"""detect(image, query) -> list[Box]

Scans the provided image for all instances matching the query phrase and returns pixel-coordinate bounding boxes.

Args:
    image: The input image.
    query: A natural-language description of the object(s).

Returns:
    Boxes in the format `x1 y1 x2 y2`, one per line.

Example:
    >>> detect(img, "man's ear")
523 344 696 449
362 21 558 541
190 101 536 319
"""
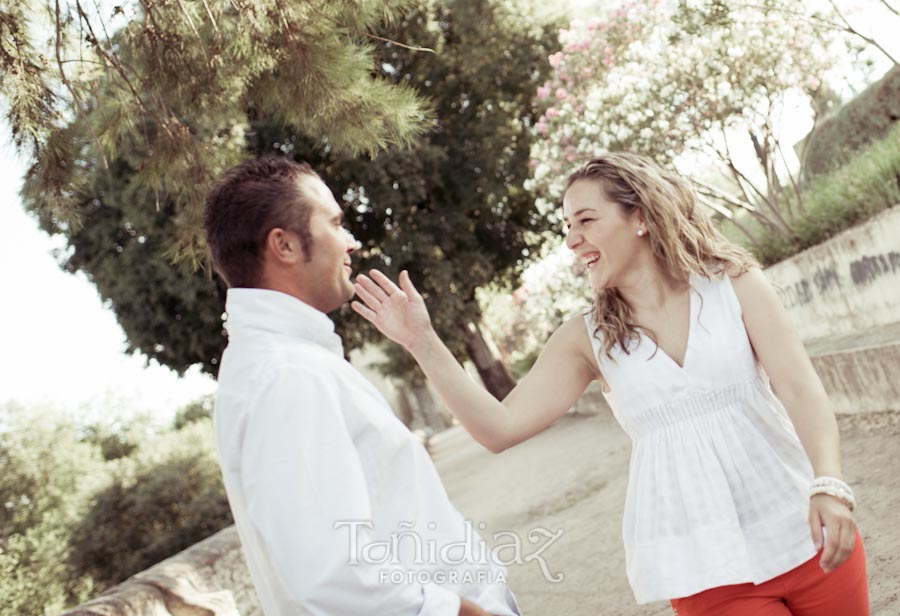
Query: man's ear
264 227 305 264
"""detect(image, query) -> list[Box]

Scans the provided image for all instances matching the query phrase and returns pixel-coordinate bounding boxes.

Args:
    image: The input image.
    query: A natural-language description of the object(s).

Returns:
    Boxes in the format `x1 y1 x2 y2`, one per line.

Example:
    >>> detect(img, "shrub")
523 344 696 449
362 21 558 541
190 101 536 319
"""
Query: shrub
67 420 232 591
723 120 900 266
803 65 900 177
0 405 110 615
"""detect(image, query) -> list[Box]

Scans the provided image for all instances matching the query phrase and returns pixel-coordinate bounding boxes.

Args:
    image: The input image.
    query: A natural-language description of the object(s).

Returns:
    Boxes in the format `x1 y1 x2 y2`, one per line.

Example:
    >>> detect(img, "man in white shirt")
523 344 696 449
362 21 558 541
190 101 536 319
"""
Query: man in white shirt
203 157 519 616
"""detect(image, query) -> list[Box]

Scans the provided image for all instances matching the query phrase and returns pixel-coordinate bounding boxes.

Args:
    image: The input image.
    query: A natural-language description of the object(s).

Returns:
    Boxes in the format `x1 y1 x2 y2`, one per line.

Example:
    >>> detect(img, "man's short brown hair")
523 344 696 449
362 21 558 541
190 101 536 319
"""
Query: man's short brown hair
204 157 320 288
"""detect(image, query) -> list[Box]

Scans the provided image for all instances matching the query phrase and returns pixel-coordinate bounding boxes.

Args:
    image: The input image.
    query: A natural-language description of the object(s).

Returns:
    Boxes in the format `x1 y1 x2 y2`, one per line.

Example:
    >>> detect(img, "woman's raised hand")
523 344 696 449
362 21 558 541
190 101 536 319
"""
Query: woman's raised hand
352 270 433 350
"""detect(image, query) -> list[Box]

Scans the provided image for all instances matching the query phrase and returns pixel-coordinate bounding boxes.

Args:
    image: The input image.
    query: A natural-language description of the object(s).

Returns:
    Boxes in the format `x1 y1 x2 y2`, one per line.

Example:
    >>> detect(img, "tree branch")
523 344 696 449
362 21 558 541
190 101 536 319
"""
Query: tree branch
714 137 790 236
826 0 899 65
694 191 763 250
199 0 219 34
75 0 176 142
756 1 900 66
358 31 436 53
775 136 805 215
55 0 109 170
879 0 900 18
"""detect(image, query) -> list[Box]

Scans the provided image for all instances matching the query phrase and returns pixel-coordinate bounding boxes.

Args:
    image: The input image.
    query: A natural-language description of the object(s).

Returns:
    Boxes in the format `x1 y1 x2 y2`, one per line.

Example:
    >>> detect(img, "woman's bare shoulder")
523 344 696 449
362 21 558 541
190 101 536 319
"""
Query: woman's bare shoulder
726 265 769 291
553 312 604 378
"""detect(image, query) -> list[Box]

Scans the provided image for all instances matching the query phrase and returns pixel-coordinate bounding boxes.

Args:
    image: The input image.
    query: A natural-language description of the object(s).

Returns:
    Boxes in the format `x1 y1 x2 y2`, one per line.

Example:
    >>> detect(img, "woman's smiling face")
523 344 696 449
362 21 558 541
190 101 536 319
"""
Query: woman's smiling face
563 179 646 291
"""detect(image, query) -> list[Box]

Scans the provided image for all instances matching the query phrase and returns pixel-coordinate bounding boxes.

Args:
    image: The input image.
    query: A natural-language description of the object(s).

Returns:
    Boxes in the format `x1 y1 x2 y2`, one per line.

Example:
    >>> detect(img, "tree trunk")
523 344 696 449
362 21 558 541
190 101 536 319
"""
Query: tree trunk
458 316 517 400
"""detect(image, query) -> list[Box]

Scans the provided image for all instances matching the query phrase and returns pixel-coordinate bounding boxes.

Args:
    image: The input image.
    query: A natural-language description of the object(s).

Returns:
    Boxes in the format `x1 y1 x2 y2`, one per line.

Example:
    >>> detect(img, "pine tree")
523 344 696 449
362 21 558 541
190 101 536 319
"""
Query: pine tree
2 0 430 266
18 0 561 399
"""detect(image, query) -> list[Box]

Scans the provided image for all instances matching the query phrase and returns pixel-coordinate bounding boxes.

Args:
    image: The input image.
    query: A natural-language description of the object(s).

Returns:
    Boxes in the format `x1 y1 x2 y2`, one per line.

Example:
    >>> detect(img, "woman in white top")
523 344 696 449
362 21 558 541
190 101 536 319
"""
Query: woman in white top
352 152 869 615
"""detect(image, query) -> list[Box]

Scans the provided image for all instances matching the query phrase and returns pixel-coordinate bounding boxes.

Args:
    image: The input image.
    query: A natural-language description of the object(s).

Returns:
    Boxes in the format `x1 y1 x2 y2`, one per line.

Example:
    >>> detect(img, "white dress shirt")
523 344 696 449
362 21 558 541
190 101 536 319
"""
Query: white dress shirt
214 289 518 616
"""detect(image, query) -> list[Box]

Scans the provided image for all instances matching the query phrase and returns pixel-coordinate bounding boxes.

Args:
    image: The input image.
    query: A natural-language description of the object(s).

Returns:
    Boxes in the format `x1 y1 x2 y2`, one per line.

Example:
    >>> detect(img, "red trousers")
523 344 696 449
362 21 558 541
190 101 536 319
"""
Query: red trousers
670 529 869 615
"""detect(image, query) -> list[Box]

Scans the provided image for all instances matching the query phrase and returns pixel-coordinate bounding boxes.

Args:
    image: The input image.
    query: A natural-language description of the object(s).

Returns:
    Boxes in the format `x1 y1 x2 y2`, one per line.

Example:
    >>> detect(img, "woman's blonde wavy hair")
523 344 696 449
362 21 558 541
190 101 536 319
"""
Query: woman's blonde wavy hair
566 152 760 360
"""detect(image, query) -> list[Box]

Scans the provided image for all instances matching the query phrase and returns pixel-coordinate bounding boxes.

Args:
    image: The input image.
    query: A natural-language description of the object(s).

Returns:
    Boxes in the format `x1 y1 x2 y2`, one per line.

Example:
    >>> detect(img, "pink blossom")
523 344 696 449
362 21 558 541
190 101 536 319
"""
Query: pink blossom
549 52 564 69
536 121 549 136
546 107 559 119
555 88 568 100
528 158 539 169
536 86 551 100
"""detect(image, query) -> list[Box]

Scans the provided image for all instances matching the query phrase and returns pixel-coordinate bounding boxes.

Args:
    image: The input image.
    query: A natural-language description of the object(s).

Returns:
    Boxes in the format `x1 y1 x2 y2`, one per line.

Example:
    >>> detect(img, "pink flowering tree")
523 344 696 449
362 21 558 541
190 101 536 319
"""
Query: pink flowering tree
526 0 871 248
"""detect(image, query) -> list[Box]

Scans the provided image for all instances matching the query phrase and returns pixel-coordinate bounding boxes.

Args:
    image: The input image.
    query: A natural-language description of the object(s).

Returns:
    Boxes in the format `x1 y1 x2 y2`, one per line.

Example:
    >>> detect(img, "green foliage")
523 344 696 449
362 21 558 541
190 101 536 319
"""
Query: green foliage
0 1 56 155
0 403 230 614
173 395 214 430
68 420 231 591
30 152 229 375
804 65 900 177
722 121 900 266
0 404 110 615
6 0 431 267
27 0 561 383
79 420 145 461
316 0 561 365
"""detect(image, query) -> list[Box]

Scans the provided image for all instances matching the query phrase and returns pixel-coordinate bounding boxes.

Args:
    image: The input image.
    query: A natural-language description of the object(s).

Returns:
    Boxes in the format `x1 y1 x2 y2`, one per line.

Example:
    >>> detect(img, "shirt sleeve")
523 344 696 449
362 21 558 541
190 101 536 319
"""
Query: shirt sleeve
239 367 459 616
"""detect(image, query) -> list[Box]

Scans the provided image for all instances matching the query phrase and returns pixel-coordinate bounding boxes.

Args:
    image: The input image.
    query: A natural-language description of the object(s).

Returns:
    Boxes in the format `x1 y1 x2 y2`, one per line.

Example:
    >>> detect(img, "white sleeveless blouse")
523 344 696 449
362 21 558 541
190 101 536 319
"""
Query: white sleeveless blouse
583 272 818 604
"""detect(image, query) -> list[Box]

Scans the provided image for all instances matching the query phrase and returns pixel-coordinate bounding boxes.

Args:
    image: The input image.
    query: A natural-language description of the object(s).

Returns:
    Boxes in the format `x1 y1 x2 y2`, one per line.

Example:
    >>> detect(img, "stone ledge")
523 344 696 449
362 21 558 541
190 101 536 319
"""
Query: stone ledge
61 527 260 616
811 340 900 415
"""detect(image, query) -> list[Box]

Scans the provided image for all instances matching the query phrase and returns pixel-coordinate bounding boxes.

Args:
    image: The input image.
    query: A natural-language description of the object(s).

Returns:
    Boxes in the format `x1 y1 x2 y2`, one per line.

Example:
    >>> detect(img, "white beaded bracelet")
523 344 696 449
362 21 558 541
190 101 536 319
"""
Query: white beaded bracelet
809 476 856 511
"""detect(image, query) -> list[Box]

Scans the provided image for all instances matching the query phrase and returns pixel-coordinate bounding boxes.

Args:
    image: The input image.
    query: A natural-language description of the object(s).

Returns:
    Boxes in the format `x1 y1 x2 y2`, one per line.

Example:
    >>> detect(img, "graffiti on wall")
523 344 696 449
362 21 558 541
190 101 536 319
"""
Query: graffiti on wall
781 266 841 308
778 251 900 309
849 252 900 286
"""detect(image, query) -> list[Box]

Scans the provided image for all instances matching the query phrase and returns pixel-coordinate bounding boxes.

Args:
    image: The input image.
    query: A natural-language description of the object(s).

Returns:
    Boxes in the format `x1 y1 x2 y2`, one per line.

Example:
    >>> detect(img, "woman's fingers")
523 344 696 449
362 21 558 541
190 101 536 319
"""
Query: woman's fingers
356 273 391 302
353 280 382 309
809 510 824 551
820 520 841 572
810 494 858 573
820 515 859 573
350 300 376 321
399 270 423 301
370 269 403 296
830 521 858 570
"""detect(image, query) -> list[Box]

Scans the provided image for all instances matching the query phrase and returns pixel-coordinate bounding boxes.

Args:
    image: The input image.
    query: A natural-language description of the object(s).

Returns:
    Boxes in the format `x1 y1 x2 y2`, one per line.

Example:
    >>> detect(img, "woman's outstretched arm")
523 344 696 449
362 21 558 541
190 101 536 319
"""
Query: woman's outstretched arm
352 270 598 453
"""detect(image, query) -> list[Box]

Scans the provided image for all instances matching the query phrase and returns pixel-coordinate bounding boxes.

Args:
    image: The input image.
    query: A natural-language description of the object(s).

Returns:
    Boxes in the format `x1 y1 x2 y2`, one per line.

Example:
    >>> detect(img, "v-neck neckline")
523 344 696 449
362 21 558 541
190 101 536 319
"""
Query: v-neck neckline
641 273 697 371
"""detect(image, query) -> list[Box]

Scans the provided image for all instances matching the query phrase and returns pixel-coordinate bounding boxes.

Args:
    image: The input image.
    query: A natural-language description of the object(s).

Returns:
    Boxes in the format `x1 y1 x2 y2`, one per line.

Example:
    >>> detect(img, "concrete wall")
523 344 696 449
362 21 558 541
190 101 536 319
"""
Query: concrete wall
764 205 900 342
762 205 900 414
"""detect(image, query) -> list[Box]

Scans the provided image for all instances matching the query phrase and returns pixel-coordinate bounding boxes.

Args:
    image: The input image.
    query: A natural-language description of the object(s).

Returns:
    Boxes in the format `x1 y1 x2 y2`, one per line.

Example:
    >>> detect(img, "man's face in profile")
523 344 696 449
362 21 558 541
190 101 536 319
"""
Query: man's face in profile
294 175 358 313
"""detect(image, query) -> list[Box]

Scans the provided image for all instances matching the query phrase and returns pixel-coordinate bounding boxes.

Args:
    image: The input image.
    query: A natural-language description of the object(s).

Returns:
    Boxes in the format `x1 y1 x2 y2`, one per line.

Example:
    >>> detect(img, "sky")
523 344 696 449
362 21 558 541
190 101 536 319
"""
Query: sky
0 139 217 424
0 1 897 425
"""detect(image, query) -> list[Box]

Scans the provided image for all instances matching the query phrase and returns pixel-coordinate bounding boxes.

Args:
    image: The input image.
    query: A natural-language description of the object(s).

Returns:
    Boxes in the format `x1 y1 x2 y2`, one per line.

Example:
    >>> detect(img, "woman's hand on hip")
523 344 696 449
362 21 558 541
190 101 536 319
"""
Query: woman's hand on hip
809 493 858 573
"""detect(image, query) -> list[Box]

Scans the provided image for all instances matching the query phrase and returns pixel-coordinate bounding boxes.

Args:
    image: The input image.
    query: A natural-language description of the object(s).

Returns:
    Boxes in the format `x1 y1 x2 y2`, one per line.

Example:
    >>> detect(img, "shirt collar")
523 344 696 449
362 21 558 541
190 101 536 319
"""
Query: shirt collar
223 288 344 357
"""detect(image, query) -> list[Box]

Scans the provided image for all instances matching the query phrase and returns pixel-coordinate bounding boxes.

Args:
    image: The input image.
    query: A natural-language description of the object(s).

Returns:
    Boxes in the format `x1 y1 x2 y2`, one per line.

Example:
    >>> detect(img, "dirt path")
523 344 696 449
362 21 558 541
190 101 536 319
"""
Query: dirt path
431 408 900 615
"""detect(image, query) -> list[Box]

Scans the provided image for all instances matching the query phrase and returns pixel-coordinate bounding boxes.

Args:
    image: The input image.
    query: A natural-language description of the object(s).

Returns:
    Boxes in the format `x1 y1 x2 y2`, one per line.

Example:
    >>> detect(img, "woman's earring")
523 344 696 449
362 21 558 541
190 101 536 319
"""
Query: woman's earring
637 229 645 237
